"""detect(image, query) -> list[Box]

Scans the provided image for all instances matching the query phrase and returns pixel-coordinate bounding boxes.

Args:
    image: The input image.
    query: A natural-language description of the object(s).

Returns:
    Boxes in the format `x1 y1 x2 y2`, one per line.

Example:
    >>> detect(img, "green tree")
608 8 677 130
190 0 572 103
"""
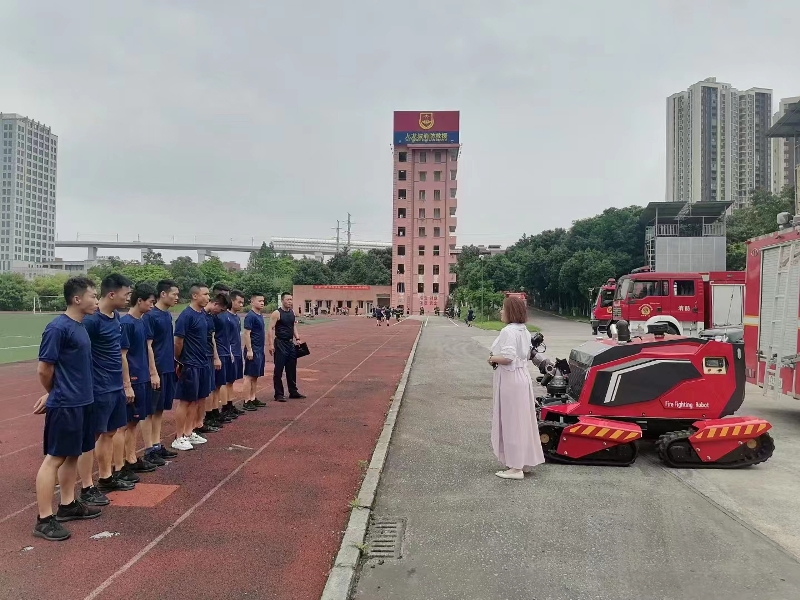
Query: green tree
168 256 205 297
120 264 171 285
293 258 332 285
199 256 233 288
142 250 166 266
726 186 795 270
0 273 32 311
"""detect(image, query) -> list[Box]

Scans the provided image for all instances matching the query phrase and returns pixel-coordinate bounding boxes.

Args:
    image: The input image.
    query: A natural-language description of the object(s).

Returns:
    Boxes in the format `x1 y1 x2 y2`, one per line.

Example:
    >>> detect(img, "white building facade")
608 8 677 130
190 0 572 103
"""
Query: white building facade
666 78 772 210
1 113 58 274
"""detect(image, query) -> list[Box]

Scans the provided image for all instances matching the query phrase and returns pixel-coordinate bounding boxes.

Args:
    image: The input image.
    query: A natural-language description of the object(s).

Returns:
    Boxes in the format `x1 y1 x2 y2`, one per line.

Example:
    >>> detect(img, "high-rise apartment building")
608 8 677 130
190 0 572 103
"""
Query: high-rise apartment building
772 96 800 195
666 78 772 209
0 113 57 273
391 111 460 314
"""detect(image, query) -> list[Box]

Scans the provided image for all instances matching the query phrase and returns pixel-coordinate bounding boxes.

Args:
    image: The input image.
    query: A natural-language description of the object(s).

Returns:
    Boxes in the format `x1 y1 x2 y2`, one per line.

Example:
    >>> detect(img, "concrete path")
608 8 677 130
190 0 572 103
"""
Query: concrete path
352 311 800 600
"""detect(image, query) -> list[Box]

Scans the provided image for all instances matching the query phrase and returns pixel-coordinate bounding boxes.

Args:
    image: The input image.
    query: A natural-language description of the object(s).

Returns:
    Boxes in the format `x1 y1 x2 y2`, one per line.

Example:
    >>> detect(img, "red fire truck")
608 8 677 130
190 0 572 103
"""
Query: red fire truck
610 269 745 336
744 225 800 398
590 278 616 335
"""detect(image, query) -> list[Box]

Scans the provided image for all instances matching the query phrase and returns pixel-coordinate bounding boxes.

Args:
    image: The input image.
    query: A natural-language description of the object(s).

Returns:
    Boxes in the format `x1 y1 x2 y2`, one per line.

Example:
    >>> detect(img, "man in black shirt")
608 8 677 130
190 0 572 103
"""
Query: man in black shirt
268 293 306 402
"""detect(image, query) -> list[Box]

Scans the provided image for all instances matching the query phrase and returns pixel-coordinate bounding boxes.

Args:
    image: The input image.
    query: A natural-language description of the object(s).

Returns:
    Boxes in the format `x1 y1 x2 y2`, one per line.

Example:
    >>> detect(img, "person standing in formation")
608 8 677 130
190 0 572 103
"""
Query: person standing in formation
119 283 159 476
141 279 180 465
243 292 268 409
269 293 305 402
33 277 101 541
81 274 135 498
225 291 247 410
201 293 228 433
172 284 213 451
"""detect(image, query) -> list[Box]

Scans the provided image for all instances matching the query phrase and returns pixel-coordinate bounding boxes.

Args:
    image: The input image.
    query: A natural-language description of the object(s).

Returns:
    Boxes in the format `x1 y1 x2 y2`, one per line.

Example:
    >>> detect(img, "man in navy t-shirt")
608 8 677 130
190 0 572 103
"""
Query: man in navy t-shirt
33 277 102 541
141 279 180 465
120 283 159 476
80 274 135 500
172 283 212 451
243 293 267 410
210 284 235 419
200 293 228 433
225 290 247 412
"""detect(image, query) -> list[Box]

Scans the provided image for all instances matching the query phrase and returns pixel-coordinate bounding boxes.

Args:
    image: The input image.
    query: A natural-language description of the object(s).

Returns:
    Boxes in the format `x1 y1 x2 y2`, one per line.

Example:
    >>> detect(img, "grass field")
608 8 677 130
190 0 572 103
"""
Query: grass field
472 320 541 332
0 310 335 365
0 313 59 364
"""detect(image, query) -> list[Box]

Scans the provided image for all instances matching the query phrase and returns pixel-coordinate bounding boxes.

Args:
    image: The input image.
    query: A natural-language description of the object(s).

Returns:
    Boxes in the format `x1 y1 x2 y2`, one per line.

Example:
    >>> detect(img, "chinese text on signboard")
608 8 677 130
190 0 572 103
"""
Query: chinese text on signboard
312 285 371 290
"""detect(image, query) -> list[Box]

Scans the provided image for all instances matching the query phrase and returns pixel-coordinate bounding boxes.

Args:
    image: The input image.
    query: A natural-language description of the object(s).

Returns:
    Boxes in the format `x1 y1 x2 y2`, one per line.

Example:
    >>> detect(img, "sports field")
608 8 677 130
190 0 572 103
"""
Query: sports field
0 313 59 365
0 316 420 600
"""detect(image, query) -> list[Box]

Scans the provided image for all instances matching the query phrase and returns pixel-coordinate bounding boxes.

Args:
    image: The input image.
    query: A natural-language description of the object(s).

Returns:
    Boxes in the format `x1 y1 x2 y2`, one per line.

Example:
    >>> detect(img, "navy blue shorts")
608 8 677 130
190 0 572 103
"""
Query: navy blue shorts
229 355 243 383
127 382 153 423
214 357 228 389
175 365 212 402
244 353 266 378
152 371 177 412
93 390 127 434
44 404 95 458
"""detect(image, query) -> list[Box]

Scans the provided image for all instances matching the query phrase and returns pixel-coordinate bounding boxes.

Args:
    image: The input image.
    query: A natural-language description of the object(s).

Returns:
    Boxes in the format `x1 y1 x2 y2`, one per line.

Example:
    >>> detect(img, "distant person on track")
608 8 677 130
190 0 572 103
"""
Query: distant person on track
172 284 212 451
487 296 545 480
81 274 135 499
141 279 180 465
466 308 475 327
383 306 391 325
119 283 158 476
33 277 101 541
269 293 305 402
226 290 247 411
374 306 383 326
201 293 228 433
243 293 268 410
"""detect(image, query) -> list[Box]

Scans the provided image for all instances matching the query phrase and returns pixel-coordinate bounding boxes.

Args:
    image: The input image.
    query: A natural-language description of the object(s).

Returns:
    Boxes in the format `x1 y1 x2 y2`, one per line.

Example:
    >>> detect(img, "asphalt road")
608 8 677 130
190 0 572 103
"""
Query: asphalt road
352 310 800 600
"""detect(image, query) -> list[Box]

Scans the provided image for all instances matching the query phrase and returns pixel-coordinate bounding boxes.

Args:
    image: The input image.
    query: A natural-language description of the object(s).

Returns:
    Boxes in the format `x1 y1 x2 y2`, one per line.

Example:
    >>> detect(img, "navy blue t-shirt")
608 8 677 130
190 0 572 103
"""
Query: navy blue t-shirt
204 310 216 359
84 309 129 395
174 306 208 368
120 314 153 385
38 314 94 409
213 312 231 357
227 312 243 357
244 311 265 354
142 306 174 374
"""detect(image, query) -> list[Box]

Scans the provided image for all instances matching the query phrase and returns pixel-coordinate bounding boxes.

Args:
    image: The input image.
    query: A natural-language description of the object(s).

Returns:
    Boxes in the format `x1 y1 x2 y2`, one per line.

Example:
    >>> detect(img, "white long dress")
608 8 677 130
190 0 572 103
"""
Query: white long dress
490 323 546 470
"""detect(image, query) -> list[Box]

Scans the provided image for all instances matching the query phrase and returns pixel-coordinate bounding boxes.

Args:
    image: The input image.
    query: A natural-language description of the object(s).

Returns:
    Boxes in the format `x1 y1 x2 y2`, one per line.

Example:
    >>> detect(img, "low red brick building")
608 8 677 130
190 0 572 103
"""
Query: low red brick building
292 285 392 315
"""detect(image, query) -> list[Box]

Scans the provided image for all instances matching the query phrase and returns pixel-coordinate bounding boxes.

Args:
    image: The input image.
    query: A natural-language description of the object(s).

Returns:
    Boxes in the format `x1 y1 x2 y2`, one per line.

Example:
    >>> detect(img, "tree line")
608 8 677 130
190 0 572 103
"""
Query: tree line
0 185 794 313
453 186 795 317
0 246 392 312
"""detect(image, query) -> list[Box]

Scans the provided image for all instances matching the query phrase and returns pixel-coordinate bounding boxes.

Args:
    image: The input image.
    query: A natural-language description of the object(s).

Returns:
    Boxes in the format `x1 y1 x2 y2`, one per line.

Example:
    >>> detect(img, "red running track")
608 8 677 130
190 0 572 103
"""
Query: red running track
0 317 420 600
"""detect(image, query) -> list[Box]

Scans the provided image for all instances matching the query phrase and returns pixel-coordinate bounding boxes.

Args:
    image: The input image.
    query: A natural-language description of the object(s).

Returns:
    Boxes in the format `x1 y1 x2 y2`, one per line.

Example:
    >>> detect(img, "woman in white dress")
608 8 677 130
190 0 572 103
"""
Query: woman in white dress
487 296 546 480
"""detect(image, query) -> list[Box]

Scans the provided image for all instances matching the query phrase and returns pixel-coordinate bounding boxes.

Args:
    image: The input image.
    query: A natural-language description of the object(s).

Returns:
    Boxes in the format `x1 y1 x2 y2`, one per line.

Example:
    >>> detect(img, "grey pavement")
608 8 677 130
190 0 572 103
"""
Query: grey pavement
352 310 800 600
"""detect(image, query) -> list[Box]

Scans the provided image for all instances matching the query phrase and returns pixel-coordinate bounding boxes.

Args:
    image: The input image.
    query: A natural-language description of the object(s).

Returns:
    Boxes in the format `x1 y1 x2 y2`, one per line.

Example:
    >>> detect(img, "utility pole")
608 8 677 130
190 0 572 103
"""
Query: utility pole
346 212 353 248
334 220 341 253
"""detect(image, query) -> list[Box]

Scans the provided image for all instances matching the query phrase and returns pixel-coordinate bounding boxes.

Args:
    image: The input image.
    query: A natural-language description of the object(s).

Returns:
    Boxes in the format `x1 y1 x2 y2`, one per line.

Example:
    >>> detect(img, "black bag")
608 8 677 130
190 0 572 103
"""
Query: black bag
295 342 310 358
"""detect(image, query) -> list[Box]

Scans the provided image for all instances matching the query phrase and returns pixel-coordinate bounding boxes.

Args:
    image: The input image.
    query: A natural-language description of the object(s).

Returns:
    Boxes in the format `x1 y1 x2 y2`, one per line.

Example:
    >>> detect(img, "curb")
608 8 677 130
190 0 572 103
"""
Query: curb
319 323 424 600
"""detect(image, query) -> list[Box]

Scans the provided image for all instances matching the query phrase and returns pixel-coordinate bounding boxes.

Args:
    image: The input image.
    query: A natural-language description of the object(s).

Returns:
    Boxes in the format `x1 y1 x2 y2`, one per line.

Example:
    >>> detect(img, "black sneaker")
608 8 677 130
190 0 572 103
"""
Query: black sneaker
114 467 140 484
144 450 166 467
251 399 267 408
197 423 219 434
127 458 157 473
209 419 224 429
158 445 179 459
232 405 247 415
274 395 287 402
223 406 240 419
242 401 257 412
80 486 110 506
97 474 135 493
289 393 307 399
33 515 71 541
56 499 102 522
219 411 235 423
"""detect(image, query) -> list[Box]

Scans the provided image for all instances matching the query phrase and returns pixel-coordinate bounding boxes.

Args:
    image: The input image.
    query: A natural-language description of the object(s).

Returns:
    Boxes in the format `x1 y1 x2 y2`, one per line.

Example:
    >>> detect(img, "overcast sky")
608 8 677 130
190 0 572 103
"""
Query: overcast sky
3 0 799 262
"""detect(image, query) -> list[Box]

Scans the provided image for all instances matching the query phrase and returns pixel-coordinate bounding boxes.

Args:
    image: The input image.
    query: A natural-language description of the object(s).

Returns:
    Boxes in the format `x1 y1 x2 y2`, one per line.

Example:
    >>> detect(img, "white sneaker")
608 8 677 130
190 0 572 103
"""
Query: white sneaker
171 436 193 451
188 432 207 445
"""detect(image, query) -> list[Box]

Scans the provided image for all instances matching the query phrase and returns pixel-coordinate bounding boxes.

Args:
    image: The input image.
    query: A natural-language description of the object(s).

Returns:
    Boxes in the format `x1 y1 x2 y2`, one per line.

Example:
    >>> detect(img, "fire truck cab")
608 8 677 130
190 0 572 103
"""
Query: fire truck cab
611 270 744 337
744 221 800 398
590 279 616 335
